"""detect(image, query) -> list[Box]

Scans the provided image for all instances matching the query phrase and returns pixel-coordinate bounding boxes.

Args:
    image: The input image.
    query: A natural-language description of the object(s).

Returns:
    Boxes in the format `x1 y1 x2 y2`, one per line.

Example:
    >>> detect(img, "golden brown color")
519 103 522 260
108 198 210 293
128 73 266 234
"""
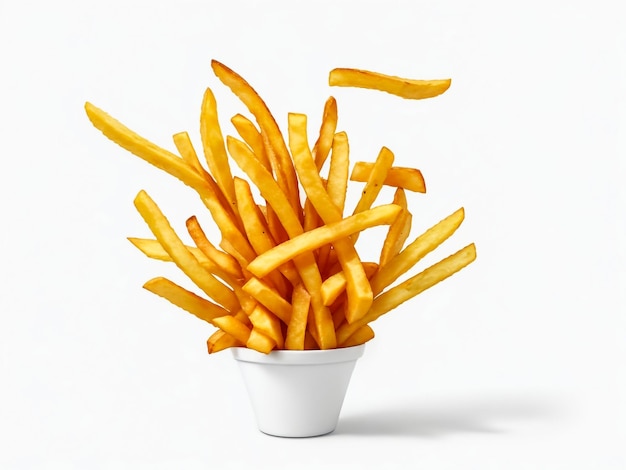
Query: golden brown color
85 60 475 354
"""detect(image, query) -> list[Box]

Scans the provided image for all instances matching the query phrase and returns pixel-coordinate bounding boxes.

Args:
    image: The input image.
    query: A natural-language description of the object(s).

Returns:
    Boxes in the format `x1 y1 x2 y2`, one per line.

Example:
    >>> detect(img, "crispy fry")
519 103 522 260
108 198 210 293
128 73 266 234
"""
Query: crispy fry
143 277 229 323
246 204 401 279
230 114 272 171
285 284 310 350
249 304 284 349
134 190 240 313
128 237 210 265
370 207 465 295
341 325 375 347
84 102 210 195
350 162 426 193
352 147 395 216
172 131 207 176
213 314 252 345
321 261 378 307
227 134 336 348
185 216 244 279
233 177 289 295
211 60 301 216
88 61 476 356
200 88 237 210
379 188 412 266
326 131 350 214
242 277 292 325
246 329 277 354
337 243 477 344
329 68 451 100
289 113 374 323
207 329 242 354
311 96 338 170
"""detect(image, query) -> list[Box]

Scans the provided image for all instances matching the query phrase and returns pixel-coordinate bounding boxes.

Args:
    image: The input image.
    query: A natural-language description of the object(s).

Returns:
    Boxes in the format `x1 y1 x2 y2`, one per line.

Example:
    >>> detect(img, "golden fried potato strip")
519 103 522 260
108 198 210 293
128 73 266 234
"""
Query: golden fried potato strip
230 114 272 171
207 329 242 354
172 131 207 177
128 237 210 265
233 177 290 296
321 262 379 307
84 103 210 195
370 207 465 296
311 96 338 170
326 131 350 214
285 284 310 350
143 277 229 323
134 190 240 313
341 325 375 347
227 136 336 348
351 162 426 193
242 277 292 325
289 113 374 323
249 304 284 349
352 147 395 217
246 329 277 354
337 243 477 345
379 188 412 266
185 216 244 279
329 68 451 100
246 204 401 279
200 88 238 210
211 60 301 217
213 315 252 345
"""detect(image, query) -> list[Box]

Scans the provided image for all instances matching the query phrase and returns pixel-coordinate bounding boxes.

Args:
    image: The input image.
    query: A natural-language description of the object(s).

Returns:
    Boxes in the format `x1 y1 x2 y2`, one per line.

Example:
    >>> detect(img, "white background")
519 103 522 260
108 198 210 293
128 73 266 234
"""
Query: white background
1 0 624 468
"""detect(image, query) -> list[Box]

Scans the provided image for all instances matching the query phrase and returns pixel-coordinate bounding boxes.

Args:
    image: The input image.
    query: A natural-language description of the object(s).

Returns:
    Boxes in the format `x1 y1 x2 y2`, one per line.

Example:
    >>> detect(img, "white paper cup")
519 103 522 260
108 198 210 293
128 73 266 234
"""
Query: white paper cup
232 345 365 437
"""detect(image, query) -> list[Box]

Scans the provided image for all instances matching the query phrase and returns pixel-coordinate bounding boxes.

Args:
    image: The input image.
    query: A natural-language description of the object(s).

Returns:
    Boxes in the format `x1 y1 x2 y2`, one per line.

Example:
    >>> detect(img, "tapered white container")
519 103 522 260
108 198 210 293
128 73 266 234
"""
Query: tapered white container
232 345 365 437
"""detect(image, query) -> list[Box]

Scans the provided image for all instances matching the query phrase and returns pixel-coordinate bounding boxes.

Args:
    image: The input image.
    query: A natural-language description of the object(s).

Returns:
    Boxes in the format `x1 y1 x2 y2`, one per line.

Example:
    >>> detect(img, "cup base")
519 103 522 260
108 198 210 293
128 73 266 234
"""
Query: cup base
232 345 365 438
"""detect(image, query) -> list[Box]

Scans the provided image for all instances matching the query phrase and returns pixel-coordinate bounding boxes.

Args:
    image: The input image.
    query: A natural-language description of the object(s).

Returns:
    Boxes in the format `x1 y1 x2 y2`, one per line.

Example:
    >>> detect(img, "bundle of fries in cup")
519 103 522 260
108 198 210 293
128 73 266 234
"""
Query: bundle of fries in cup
85 60 476 354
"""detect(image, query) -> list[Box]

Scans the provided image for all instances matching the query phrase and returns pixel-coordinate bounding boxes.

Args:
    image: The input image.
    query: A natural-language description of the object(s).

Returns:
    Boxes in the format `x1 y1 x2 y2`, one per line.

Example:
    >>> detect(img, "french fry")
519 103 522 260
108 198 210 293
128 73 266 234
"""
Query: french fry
326 131 350 214
370 207 465 296
226 134 336 348
379 188 412 266
289 113 374 323
317 131 349 271
143 277 230 323
311 96 338 170
200 88 237 210
249 304 284 350
185 216 244 279
233 177 290 296
337 243 477 345
329 68 451 100
134 190 240 313
285 284 310 350
341 325 375 348
211 60 301 217
246 204 401 279
128 237 210 265
213 314 252 345
246 328 277 354
172 131 207 177
84 102 210 196
230 114 272 171
351 146 395 217
87 60 476 357
207 329 242 354
321 262 379 307
242 277 292 324
350 162 426 193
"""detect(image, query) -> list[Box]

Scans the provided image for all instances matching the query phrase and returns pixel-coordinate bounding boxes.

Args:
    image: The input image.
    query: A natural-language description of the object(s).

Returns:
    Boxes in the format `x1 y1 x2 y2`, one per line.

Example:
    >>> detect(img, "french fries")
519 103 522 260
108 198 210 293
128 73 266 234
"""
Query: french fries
329 68 451 100
85 60 475 355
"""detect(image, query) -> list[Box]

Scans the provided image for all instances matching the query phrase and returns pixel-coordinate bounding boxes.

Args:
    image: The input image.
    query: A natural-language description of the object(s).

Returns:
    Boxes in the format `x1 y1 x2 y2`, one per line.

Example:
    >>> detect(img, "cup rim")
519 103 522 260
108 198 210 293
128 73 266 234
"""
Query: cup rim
231 344 366 365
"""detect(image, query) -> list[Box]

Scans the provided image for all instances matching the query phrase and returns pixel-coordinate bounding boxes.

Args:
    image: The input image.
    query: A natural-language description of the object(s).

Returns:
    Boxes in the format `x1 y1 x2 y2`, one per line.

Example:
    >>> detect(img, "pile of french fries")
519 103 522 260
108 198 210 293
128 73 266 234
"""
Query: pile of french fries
85 60 476 354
